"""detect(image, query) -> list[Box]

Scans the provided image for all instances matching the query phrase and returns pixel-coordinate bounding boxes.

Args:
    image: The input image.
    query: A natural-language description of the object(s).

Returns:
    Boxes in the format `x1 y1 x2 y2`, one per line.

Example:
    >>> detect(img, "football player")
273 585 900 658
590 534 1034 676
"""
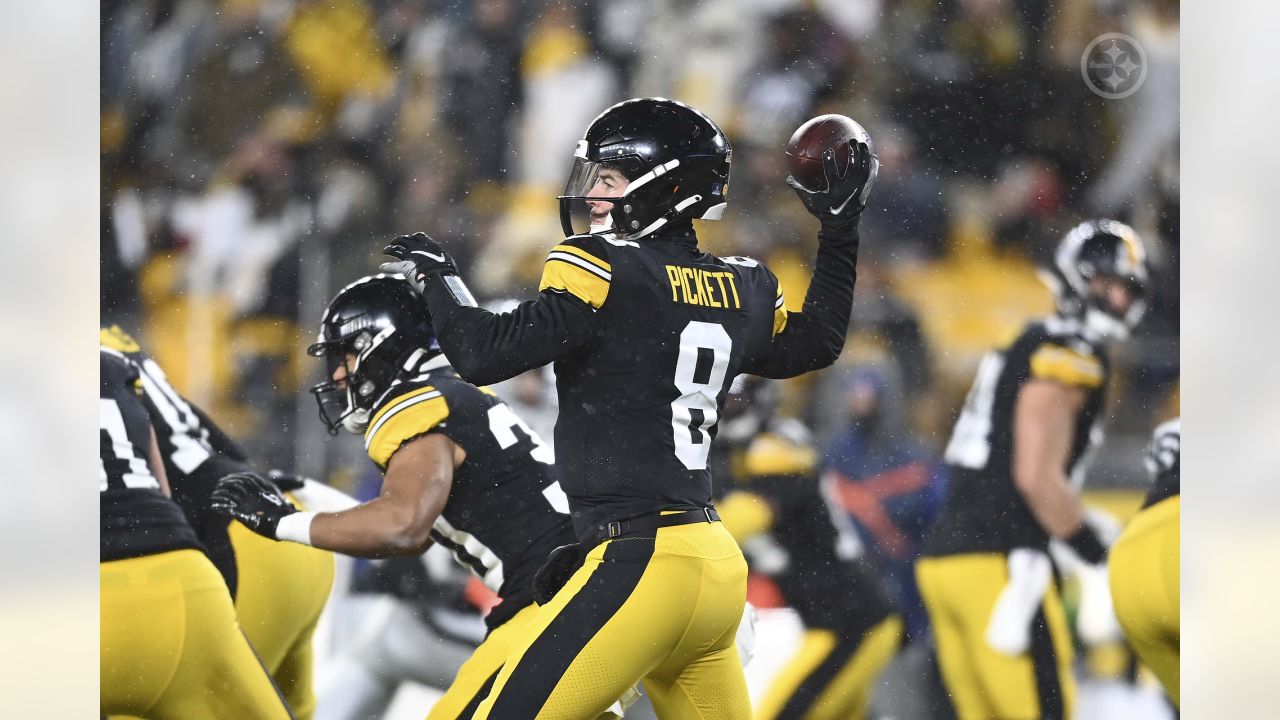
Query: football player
381 96 876 719
915 220 1153 720
715 375 902 720
211 273 583 719
1109 418 1180 706
99 347 292 719
100 324 336 720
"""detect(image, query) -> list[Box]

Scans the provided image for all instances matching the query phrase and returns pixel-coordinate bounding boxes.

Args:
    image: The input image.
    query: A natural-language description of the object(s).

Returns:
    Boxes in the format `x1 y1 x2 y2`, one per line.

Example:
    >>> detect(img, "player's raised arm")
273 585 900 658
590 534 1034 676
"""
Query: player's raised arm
380 232 599 386
745 119 878 379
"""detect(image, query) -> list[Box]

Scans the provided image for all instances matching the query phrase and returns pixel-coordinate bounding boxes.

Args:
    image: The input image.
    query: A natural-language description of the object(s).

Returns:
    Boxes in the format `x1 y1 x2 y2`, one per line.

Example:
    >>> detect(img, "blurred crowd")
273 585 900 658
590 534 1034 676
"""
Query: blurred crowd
100 0 1179 487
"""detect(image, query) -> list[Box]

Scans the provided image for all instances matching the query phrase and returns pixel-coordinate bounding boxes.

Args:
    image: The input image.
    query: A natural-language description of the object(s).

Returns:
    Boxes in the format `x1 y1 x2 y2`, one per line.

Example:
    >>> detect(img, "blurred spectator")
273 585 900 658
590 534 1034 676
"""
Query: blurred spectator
440 0 523 184
857 124 949 261
821 366 947 642
181 0 304 181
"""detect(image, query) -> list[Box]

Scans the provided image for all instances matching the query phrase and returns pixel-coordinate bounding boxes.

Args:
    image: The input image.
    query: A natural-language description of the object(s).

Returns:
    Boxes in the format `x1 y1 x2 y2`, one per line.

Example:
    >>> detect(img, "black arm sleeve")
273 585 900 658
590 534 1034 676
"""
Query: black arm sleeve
421 277 598 386
746 224 860 379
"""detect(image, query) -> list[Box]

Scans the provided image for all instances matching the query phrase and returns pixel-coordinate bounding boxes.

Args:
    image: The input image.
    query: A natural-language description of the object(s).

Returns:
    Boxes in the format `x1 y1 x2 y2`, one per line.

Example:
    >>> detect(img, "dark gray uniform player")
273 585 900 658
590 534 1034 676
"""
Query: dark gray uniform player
382 97 877 719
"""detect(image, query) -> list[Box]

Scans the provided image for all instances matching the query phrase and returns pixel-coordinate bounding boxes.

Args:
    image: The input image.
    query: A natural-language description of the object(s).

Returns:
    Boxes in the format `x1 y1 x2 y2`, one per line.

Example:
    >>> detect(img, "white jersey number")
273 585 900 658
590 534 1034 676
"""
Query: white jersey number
943 351 1005 469
671 321 733 470
486 403 568 513
99 399 159 491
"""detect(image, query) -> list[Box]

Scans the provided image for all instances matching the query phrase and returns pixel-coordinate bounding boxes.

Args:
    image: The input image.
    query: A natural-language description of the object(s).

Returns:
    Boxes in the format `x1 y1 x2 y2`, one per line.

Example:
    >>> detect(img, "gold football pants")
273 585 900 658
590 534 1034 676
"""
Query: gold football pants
917 553 1075 720
473 521 751 719
1109 496 1179 706
100 549 293 719
756 614 903 720
230 519 335 720
426 602 540 719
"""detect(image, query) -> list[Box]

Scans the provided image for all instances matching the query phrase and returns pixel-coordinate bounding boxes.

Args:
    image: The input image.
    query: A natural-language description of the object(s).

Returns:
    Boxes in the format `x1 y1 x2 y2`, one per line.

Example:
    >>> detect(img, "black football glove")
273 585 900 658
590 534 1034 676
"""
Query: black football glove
531 542 587 605
786 138 879 231
210 471 298 540
380 232 459 294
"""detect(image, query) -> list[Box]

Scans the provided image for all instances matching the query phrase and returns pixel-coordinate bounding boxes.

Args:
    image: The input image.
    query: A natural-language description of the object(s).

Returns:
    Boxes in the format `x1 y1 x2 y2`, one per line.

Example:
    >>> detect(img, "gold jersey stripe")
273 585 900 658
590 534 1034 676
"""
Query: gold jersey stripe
773 303 789 337
366 385 440 433
540 257 611 309
365 392 450 467
1029 345 1105 389
100 325 141 353
549 243 611 274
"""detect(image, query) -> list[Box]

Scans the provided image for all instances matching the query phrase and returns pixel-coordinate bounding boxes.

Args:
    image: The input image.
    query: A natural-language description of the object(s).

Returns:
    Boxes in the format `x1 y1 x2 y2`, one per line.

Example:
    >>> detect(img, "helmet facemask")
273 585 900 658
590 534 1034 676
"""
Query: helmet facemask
558 98 732 240
1042 220 1151 343
308 326 397 435
307 273 443 436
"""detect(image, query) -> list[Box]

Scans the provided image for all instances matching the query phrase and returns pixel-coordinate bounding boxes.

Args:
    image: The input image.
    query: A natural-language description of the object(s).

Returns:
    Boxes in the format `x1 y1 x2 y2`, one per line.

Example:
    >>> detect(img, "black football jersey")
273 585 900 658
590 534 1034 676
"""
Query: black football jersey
362 361 576 629
536 232 789 536
924 317 1110 556
719 421 893 631
100 325 249 587
99 348 202 562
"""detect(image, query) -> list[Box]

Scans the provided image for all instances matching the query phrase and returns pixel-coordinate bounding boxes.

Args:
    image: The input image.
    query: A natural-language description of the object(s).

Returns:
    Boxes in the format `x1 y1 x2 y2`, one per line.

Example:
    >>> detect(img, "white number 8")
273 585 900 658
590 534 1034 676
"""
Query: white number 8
671 321 732 470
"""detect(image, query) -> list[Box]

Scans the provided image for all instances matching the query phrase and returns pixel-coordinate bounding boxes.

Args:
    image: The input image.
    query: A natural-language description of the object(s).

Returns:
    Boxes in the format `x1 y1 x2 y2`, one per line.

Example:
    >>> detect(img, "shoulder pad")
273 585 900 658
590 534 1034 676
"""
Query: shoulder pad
364 381 451 468
99 325 143 359
541 234 613 309
1028 339 1105 389
742 431 818 478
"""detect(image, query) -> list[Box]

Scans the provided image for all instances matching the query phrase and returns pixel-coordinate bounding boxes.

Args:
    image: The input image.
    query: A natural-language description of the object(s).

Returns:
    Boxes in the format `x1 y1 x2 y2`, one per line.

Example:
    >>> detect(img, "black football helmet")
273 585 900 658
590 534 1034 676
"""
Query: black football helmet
559 97 732 239
307 274 442 435
1040 219 1151 341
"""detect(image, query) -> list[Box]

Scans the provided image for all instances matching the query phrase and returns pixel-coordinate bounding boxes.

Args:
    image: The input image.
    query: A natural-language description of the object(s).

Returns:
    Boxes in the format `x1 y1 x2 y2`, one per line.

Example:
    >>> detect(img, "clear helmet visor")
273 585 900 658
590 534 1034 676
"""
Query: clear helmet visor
558 157 624 237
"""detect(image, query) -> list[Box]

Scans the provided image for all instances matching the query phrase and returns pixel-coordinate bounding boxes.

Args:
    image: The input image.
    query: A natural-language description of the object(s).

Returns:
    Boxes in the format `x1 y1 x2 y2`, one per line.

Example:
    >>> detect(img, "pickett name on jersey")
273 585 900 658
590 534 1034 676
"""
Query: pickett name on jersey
664 265 742 310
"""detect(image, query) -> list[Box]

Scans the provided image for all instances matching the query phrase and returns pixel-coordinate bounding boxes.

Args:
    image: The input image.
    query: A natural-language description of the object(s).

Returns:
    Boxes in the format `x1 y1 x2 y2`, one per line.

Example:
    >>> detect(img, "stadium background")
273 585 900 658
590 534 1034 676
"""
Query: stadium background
100 0 1179 716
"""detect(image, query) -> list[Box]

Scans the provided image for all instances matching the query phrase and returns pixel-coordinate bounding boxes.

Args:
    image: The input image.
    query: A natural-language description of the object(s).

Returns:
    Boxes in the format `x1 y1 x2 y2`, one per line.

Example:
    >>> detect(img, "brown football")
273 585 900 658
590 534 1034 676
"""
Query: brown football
785 114 871 192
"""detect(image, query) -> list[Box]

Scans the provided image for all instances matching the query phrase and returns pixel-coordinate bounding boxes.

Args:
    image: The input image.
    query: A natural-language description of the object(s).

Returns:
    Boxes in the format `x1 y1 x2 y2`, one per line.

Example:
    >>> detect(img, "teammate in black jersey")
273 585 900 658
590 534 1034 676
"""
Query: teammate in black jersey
715 376 901 720
1109 418 1179 706
212 274 582 719
381 97 876 719
99 348 293 719
100 325 336 720
916 220 1153 720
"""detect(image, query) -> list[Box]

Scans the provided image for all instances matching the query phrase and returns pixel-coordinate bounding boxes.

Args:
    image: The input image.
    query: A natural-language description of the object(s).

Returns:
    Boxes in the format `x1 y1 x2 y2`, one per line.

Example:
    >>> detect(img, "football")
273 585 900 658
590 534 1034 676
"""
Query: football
785 114 872 192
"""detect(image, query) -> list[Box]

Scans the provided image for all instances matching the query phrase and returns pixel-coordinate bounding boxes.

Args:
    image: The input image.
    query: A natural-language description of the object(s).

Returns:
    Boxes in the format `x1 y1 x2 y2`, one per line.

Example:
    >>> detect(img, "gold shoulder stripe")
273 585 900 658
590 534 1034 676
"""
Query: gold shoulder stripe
364 391 450 467
539 256 610 309
743 433 816 477
1029 344 1104 389
773 303 788 337
99 325 141 353
366 385 439 431
550 243 611 274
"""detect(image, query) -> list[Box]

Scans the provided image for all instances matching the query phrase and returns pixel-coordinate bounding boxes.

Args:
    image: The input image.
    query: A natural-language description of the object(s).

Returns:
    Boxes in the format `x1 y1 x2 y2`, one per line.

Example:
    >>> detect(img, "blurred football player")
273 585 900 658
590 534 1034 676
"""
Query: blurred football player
100 325 336 720
99 347 293 719
915 220 1152 720
716 375 902 720
211 273 582 719
381 96 876 719
1109 418 1180 706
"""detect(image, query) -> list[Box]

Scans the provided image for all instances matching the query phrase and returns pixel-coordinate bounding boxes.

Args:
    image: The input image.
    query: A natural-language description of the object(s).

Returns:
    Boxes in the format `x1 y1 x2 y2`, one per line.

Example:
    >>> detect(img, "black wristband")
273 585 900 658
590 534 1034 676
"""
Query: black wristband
1065 523 1108 564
